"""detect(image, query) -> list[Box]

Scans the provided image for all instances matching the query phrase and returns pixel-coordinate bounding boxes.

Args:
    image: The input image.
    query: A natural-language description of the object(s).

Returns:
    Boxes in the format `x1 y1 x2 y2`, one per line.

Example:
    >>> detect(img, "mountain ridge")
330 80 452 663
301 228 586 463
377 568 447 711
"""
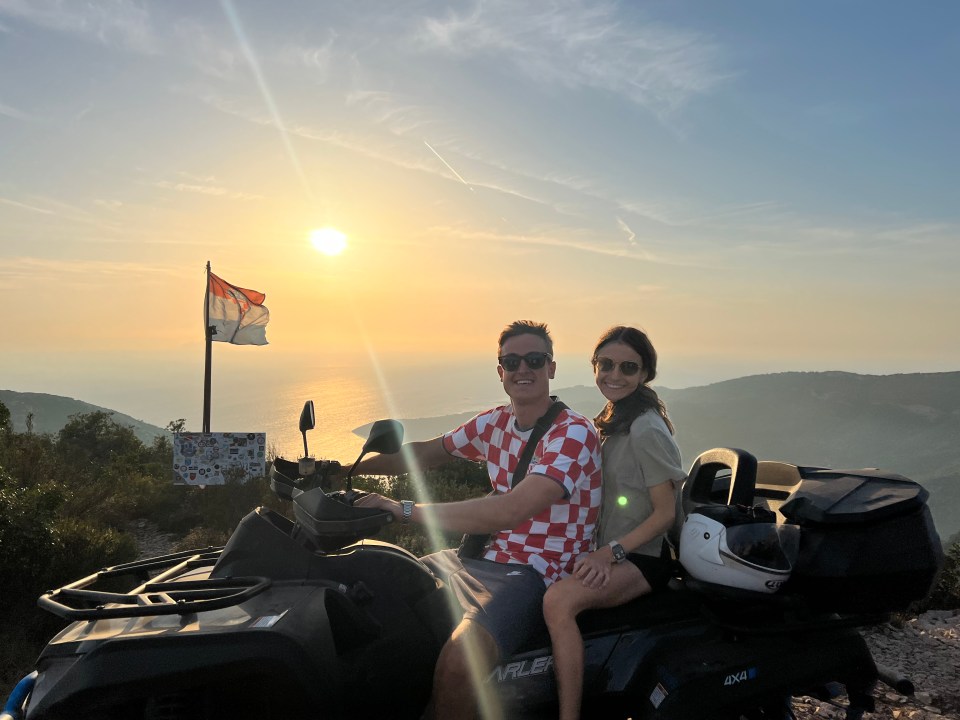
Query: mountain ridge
0 390 169 445
4 371 958 541
360 370 960 542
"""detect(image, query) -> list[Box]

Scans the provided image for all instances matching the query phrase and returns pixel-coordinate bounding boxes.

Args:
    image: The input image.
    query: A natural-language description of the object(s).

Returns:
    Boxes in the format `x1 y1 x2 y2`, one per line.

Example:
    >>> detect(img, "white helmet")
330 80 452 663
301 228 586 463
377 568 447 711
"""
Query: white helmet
680 506 800 594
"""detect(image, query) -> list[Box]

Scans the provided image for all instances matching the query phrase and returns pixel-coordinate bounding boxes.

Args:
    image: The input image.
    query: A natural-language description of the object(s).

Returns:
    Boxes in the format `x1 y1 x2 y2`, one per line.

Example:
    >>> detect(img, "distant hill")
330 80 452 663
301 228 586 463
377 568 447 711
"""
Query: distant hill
364 371 960 543
0 390 168 445
5 373 958 542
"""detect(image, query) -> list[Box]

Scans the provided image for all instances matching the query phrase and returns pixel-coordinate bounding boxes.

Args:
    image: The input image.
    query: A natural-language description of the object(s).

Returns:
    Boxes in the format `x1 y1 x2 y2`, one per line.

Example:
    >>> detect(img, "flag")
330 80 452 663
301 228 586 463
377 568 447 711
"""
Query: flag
207 272 269 345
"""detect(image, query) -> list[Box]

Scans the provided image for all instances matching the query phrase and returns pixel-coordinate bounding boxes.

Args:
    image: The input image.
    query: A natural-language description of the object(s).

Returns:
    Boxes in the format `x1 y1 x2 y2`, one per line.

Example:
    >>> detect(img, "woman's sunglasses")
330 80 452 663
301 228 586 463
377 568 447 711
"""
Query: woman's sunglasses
498 352 552 371
593 358 642 376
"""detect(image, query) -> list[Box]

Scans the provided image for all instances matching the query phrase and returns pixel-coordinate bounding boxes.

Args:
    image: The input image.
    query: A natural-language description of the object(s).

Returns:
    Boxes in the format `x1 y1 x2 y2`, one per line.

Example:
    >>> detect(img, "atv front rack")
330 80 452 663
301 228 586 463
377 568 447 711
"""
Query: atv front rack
38 547 271 620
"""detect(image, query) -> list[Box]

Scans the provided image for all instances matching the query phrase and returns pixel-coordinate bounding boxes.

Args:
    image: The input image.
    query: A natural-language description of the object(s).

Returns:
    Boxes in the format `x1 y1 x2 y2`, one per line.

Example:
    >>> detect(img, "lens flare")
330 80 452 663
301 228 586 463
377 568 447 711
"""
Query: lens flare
359 335 504 719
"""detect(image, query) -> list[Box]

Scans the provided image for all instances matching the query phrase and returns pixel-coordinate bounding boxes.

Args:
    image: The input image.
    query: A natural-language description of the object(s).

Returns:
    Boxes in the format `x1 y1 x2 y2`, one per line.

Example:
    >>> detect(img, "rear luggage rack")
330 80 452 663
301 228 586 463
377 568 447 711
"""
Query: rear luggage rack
38 547 272 620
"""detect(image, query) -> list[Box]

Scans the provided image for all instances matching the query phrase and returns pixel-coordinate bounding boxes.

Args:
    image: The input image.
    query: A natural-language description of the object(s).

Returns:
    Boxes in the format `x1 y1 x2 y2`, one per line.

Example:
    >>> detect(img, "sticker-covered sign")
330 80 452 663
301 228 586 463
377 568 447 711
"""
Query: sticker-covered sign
173 432 266 485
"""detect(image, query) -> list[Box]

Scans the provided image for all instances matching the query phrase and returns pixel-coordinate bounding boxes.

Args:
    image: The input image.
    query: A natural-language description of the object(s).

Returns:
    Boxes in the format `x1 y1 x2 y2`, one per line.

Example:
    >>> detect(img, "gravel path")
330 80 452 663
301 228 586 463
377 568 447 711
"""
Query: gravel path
129 518 178 559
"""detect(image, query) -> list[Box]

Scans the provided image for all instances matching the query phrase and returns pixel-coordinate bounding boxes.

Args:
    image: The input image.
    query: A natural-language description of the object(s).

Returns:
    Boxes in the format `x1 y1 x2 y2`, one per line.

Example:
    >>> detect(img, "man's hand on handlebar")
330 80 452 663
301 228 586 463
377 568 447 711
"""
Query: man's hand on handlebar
340 489 370 506
355 492 401 520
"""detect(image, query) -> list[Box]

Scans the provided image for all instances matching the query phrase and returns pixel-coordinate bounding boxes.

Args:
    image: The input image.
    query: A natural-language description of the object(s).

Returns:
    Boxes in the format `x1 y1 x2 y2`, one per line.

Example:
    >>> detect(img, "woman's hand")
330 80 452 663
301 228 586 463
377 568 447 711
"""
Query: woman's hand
354 492 400 519
573 548 612 589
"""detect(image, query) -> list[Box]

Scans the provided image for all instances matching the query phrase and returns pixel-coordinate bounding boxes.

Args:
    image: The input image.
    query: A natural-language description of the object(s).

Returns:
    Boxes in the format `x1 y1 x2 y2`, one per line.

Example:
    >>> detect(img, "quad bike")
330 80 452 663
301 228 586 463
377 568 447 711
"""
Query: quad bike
3 401 943 720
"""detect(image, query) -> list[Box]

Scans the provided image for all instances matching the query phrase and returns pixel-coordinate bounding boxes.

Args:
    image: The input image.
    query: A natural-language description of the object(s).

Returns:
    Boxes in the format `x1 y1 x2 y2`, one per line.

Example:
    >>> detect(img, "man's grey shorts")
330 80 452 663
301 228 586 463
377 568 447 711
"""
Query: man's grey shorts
421 549 547 657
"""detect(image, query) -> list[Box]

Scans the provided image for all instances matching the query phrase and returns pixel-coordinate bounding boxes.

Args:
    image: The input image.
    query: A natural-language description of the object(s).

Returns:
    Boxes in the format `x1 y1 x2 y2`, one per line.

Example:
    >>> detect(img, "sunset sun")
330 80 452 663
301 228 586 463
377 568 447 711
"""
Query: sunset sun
309 227 348 256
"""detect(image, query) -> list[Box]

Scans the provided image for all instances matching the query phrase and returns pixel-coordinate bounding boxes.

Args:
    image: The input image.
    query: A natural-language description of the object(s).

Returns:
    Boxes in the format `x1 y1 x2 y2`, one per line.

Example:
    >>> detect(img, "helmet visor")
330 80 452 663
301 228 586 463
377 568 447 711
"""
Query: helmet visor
722 523 800 573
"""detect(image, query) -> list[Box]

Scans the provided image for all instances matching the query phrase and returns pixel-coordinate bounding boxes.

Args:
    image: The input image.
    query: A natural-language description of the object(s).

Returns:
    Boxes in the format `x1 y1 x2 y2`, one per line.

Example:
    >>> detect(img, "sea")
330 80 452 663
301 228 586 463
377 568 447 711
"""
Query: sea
5 351 598 464
4 348 793 464
211 358 522 463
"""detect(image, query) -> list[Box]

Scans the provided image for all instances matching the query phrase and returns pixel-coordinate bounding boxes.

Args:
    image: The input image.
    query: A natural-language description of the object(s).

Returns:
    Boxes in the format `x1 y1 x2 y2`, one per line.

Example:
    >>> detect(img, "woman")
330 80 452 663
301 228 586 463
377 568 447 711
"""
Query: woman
542 326 684 720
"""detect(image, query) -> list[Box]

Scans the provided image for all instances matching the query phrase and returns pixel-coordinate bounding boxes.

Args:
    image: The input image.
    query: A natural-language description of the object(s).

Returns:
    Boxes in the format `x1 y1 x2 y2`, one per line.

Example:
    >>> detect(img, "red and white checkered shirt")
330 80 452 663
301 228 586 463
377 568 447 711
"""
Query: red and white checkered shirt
442 404 603 585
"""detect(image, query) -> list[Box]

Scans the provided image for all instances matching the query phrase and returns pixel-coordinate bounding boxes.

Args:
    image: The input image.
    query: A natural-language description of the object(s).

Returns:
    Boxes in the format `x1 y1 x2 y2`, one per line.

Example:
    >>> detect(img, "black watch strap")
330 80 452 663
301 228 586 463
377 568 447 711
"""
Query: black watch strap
609 540 627 564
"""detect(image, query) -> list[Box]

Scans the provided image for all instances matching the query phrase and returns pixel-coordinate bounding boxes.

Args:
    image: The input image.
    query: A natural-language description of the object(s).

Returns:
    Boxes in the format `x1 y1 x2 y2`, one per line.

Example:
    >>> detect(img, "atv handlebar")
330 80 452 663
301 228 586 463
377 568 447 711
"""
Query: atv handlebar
270 458 394 551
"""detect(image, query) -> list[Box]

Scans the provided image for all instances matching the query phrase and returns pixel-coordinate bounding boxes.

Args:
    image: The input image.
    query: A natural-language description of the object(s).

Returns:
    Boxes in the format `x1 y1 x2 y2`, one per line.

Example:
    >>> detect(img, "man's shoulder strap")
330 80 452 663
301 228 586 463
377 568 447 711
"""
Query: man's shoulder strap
511 398 569 489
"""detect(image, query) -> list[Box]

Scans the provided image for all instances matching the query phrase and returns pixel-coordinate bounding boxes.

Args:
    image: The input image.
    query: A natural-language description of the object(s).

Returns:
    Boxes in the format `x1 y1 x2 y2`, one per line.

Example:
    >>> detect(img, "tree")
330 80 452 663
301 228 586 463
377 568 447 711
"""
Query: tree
166 418 187 434
57 411 142 469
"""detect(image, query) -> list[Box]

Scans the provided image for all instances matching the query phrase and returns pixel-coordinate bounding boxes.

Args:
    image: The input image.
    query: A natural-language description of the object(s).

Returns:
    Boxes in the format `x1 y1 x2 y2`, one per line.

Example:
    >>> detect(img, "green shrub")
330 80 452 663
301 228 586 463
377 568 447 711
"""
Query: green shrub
353 460 491 555
47 517 138 586
0 474 62 600
56 411 143 469
174 526 232 551
0 431 58 489
926 539 960 610
175 475 276 534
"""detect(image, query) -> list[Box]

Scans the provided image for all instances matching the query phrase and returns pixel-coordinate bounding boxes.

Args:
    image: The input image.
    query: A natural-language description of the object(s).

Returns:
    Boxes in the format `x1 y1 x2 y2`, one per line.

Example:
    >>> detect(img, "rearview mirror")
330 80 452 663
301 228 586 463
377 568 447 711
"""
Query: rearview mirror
363 419 404 456
344 419 404 490
299 401 316 458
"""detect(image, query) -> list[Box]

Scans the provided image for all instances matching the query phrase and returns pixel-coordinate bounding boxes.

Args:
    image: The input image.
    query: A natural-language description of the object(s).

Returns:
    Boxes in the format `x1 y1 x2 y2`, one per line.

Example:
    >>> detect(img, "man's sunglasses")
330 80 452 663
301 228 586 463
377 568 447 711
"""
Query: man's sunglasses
498 352 552 371
593 358 642 376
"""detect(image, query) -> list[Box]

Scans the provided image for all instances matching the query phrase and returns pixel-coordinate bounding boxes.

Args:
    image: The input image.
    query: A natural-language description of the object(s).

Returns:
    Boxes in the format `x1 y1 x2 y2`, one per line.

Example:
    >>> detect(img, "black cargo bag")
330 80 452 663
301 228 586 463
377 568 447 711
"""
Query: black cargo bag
779 469 944 613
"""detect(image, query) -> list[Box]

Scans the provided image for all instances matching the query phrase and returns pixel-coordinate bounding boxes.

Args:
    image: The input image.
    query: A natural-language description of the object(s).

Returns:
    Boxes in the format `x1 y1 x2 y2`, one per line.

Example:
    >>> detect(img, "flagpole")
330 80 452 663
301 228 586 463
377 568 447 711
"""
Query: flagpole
202 261 212 433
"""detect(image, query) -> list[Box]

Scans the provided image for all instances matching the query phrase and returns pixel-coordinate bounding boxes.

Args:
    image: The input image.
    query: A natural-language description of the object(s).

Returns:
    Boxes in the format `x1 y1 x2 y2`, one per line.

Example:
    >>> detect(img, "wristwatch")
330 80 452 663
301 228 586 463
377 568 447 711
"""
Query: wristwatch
608 540 627 564
400 500 415 524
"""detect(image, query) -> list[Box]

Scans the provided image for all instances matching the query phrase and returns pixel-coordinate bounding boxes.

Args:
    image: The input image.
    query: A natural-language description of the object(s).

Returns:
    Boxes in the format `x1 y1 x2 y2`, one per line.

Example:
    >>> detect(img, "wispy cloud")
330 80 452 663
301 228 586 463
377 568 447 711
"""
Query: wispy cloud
0 0 159 54
0 101 31 121
0 256 182 290
94 199 123 211
873 223 955 246
431 225 703 267
614 199 786 229
719 218 960 259
277 31 338 79
418 0 726 115
171 16 239 78
221 0 316 205
154 179 263 201
197 86 700 236
345 89 437 137
1 196 56 215
1 194 126 236
1 193 113 222
196 90 443 177
616 216 636 244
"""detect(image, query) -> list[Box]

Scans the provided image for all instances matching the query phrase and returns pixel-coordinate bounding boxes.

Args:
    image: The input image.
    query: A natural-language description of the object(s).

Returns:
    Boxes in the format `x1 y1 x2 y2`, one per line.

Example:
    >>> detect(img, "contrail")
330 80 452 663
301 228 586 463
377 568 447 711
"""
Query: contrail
424 140 474 191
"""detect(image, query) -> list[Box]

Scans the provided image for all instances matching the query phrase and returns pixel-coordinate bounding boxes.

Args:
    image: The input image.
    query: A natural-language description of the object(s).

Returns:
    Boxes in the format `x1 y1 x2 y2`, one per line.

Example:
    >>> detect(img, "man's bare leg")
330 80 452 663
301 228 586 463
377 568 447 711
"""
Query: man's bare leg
428 618 502 720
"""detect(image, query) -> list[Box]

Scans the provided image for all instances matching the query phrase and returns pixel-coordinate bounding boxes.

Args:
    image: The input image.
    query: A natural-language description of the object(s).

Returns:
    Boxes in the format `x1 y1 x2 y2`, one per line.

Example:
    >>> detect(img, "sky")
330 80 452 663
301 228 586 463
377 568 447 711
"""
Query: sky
2 1 959 423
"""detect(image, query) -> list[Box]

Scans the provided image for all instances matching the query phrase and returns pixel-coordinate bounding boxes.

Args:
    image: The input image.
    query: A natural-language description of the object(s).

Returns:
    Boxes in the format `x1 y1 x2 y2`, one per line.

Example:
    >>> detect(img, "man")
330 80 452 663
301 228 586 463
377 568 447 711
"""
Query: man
354 320 602 719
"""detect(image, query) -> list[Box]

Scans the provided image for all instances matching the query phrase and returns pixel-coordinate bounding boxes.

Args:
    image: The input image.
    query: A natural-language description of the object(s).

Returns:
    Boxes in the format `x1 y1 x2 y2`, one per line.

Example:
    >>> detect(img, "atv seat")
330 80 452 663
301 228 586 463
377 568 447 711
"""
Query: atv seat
513 582 707 657
576 581 703 637
754 461 804 521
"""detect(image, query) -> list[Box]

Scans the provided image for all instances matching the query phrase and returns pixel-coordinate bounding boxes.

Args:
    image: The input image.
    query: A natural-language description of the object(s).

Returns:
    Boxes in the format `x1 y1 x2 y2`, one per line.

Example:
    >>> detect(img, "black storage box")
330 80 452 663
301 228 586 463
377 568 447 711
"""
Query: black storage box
780 469 944 613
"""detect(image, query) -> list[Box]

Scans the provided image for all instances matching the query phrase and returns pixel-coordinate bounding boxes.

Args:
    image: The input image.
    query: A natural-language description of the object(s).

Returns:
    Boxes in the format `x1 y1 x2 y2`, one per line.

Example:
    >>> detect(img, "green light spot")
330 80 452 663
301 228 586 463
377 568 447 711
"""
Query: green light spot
617 496 628 507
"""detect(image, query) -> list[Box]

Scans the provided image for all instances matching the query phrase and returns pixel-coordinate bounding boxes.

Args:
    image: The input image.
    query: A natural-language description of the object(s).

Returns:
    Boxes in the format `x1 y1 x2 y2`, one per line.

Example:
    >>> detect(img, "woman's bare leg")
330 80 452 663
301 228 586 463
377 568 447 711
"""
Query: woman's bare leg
543 564 649 720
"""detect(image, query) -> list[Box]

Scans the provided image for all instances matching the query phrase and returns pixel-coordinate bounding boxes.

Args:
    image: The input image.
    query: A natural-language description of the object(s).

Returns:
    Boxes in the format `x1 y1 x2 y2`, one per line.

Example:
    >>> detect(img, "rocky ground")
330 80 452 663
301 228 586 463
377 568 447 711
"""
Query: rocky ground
792 611 960 719
129 518 178 558
129 521 958 719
